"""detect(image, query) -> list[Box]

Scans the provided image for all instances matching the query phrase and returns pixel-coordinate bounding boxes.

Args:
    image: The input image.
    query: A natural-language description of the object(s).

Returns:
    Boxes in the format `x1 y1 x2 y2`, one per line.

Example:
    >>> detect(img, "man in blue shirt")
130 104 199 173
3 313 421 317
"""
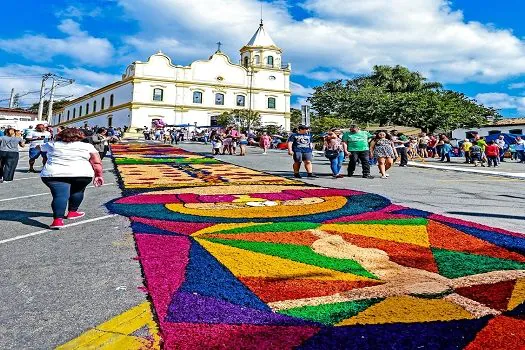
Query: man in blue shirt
287 125 316 178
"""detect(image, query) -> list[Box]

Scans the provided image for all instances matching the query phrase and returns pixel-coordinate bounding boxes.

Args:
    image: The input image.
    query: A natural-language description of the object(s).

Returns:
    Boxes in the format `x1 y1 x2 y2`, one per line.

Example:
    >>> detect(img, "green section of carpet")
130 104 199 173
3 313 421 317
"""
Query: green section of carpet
278 299 382 325
214 222 321 234
432 248 525 279
336 218 428 226
115 157 219 165
204 238 378 279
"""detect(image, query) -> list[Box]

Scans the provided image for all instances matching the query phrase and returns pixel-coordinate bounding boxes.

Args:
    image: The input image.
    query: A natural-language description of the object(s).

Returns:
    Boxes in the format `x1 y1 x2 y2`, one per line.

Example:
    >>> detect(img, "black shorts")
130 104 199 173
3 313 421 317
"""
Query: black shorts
293 151 313 162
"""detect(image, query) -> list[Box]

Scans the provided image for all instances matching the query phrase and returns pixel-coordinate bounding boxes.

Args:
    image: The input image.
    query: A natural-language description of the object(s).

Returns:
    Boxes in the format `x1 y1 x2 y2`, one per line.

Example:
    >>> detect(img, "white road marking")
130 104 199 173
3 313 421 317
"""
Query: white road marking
0 214 118 245
0 183 115 202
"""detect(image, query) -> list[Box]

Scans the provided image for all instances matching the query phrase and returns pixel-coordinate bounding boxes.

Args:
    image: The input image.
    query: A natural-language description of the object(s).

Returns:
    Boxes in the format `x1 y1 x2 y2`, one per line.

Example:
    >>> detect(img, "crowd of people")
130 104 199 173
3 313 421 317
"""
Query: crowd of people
0 124 124 229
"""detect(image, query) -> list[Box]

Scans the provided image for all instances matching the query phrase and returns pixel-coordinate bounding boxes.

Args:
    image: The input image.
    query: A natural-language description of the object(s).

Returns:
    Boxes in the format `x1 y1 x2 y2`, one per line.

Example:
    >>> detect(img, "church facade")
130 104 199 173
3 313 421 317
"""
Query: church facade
51 22 292 131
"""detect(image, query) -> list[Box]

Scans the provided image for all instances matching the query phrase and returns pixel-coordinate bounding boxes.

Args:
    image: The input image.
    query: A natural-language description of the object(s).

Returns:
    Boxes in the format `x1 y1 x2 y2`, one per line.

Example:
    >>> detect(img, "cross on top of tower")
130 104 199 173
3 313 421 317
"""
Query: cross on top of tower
216 41 222 53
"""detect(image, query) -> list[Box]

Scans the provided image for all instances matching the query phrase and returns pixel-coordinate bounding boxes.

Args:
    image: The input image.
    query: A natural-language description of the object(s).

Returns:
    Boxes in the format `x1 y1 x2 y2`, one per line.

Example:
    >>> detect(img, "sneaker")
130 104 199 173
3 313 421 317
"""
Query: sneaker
380 175 388 179
66 211 85 220
348 173 354 177
362 175 374 179
50 218 64 229
335 174 344 178
385 173 390 177
293 173 302 178
307 173 318 178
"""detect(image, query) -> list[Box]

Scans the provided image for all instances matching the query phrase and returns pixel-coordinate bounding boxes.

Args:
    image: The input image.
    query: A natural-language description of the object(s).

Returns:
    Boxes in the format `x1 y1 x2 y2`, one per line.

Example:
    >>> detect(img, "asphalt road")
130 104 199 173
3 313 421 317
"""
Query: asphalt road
1 142 523 349
0 153 145 349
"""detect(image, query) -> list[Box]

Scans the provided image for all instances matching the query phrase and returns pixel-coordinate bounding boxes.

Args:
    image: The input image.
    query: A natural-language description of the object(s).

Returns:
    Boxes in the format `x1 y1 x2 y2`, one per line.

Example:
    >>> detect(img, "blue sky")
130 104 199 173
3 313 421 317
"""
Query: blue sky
2 0 525 117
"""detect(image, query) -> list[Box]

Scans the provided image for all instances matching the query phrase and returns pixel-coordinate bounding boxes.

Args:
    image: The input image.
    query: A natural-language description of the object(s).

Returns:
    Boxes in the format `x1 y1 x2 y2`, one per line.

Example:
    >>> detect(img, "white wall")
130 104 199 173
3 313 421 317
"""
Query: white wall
452 125 525 140
60 108 131 129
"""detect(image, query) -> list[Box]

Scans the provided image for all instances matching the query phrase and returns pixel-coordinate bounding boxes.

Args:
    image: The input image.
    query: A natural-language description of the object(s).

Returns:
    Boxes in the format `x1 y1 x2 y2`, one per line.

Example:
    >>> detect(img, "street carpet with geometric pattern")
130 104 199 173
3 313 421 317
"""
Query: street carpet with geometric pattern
107 143 525 349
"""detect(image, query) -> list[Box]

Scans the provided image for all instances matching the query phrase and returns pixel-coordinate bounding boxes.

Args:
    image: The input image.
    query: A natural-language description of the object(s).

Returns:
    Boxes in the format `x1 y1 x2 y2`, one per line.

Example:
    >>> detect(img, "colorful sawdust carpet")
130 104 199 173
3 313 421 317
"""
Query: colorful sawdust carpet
108 143 525 349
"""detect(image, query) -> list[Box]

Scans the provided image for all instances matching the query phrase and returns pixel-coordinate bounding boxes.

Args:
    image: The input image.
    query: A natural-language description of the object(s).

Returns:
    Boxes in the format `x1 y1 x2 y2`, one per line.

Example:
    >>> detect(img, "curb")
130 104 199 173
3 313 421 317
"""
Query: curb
407 161 525 179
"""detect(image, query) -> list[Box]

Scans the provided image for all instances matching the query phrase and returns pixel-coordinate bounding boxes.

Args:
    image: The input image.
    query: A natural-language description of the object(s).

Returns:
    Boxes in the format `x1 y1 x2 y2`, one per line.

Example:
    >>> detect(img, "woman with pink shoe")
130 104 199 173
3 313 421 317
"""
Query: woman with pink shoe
39 128 104 229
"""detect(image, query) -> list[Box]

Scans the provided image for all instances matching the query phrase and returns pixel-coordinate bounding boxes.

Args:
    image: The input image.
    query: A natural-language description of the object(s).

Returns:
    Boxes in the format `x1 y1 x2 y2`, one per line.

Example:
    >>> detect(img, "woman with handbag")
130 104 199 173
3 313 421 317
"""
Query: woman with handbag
324 129 345 178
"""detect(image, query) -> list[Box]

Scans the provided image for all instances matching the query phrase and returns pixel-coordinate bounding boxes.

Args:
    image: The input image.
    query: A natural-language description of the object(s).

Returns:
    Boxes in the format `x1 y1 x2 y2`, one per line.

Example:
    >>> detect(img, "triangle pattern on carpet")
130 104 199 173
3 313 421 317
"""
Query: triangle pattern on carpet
131 216 214 235
428 221 525 263
201 238 376 278
179 241 269 311
196 239 378 282
455 280 517 310
278 298 383 325
320 223 430 247
336 295 473 326
239 277 384 303
166 292 314 325
432 248 525 279
337 232 439 273
201 231 320 246
508 278 525 311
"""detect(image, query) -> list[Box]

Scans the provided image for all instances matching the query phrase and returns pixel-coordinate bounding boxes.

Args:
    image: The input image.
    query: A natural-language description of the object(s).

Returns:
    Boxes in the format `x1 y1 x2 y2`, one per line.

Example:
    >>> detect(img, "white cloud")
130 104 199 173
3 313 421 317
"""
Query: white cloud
114 0 525 84
290 82 314 97
508 82 525 90
0 64 119 108
475 92 525 112
55 5 103 19
0 20 114 66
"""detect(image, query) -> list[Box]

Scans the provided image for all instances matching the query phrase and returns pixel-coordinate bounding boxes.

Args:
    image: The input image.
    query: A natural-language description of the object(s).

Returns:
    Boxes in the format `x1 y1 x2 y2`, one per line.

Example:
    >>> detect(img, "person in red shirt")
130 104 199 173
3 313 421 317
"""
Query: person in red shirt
485 140 500 167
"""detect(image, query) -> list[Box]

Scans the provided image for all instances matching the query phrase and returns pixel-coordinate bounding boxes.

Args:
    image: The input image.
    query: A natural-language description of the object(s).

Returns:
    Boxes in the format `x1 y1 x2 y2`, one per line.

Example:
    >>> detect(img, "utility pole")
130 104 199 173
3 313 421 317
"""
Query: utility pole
37 74 49 121
47 77 56 124
8 88 14 108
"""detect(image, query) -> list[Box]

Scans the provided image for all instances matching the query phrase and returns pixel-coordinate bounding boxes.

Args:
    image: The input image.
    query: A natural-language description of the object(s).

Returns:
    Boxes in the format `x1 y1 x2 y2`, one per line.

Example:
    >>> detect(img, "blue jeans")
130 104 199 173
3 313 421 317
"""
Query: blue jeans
41 177 92 218
329 151 345 175
517 150 525 162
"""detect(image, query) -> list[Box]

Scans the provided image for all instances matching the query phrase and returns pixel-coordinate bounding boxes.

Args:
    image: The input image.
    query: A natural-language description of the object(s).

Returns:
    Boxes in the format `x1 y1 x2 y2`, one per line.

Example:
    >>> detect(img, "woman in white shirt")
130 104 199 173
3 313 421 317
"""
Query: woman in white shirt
39 128 104 229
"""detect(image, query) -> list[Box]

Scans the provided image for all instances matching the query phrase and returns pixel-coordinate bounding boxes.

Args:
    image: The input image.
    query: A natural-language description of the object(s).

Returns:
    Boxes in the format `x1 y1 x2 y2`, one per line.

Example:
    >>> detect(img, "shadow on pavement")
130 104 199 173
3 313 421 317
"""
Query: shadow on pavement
447 211 525 221
0 210 53 229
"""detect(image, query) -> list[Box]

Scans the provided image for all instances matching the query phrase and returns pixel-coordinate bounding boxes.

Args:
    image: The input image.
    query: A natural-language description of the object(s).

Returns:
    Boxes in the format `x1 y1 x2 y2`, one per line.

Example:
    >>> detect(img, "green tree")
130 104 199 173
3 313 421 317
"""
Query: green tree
28 99 70 119
216 109 261 131
308 65 498 132
290 108 302 129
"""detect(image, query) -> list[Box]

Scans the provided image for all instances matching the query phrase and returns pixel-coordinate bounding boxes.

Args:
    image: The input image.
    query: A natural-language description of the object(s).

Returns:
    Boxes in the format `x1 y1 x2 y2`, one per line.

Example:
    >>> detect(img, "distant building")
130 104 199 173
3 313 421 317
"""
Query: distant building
50 21 292 131
452 118 525 139
0 107 38 130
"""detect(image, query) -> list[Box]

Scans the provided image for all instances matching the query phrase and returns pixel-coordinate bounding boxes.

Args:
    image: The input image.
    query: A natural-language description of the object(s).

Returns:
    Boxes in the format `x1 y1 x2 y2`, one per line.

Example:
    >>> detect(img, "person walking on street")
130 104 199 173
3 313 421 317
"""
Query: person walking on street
39 128 104 229
239 133 248 156
485 140 500 167
86 127 112 159
323 129 344 178
391 130 408 167
440 140 453 162
496 135 507 162
370 131 397 179
260 132 271 154
514 136 525 163
26 123 51 173
342 125 373 179
0 128 25 182
461 139 472 163
287 125 316 178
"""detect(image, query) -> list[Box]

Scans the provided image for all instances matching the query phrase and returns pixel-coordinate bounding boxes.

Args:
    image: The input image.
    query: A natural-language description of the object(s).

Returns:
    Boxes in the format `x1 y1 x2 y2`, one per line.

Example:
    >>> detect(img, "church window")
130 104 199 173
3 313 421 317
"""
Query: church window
58 114 61 124
73 108 76 118
86 103 90 115
268 97 276 109
93 100 97 112
254 55 260 64
215 93 225 105
267 56 274 67
153 88 164 102
79 105 83 116
193 91 203 104
236 95 245 107
101 97 105 110
243 56 249 67
67 110 70 120
110 94 114 107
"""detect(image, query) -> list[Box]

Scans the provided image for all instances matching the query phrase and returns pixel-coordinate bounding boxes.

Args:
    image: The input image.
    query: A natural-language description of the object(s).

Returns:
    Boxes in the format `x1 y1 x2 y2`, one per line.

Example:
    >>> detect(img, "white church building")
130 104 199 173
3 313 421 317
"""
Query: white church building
51 22 292 131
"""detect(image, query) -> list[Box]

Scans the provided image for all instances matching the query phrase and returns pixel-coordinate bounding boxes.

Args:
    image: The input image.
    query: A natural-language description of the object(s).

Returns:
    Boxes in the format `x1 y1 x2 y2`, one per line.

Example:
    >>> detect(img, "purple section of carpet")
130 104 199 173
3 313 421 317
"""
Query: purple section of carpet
166 292 312 325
